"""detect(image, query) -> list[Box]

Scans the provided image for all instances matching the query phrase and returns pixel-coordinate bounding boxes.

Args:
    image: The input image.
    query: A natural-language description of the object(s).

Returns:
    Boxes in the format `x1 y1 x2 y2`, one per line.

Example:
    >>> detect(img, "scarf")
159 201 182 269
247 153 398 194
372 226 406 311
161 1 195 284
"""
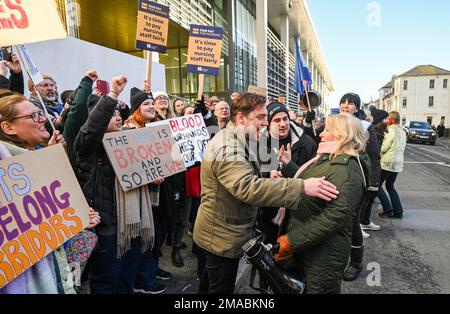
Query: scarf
122 122 161 207
0 142 13 160
115 178 155 258
294 141 339 178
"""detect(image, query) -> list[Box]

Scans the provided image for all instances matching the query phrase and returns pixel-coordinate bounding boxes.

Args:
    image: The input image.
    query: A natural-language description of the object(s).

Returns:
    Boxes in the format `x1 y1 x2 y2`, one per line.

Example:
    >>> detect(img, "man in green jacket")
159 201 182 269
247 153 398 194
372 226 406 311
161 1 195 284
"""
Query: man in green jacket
193 93 340 294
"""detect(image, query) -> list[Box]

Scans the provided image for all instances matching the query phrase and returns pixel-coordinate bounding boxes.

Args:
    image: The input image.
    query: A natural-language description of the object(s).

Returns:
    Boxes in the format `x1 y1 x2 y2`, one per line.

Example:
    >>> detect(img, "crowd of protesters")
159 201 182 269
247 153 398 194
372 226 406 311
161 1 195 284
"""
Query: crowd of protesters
0 51 408 295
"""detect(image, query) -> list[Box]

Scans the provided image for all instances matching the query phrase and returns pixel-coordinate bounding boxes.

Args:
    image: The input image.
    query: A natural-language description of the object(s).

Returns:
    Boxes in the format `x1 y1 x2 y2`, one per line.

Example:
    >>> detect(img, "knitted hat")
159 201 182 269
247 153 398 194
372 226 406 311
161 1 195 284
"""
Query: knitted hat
372 109 389 125
60 90 74 105
152 91 168 101
130 87 154 113
267 102 289 124
340 93 361 110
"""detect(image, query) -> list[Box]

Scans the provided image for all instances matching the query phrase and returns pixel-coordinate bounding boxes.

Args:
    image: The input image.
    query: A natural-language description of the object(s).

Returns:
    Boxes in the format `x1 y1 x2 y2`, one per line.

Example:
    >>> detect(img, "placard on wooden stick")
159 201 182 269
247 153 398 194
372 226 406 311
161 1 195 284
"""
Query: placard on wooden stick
136 0 170 53
186 25 224 99
136 0 170 90
15 45 56 132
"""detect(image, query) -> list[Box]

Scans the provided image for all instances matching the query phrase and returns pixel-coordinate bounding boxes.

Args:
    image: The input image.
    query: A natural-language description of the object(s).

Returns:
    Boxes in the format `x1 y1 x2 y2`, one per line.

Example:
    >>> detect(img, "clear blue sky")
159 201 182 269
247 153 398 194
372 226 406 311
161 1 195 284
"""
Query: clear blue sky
308 0 450 108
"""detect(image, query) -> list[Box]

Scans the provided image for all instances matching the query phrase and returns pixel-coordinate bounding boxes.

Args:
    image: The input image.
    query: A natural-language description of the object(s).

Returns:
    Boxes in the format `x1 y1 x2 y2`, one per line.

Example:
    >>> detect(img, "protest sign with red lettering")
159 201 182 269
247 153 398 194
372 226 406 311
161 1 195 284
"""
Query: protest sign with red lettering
147 113 210 168
136 0 170 53
187 25 224 76
0 145 90 289
0 0 67 46
103 124 186 192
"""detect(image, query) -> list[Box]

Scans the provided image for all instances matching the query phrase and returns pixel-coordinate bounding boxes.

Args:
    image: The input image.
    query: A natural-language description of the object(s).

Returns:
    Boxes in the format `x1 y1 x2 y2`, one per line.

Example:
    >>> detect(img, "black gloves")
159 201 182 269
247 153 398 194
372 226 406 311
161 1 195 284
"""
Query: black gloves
194 95 209 117
305 110 316 124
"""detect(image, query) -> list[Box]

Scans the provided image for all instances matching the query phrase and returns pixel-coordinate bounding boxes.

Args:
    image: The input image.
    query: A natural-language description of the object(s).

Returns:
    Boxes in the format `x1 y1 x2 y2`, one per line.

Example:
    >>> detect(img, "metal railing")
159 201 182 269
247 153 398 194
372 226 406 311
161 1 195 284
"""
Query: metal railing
267 28 287 99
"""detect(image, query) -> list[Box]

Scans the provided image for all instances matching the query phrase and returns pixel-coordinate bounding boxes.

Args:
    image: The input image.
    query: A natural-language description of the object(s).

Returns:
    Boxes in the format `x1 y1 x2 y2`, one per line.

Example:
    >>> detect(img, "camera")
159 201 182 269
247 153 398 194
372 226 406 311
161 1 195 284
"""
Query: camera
0 47 13 62
241 234 305 294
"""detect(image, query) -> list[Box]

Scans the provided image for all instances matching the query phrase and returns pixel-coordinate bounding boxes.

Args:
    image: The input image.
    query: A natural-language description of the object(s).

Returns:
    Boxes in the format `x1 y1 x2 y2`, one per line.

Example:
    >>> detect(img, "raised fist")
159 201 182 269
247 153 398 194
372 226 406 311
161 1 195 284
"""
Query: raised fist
85 70 98 82
111 76 128 95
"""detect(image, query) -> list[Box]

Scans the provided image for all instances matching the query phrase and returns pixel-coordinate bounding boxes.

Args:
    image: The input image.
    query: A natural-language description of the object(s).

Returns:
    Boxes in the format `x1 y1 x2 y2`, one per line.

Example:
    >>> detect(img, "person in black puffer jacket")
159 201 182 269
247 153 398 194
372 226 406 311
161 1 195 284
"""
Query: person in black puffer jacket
339 93 381 282
359 109 389 228
74 76 142 294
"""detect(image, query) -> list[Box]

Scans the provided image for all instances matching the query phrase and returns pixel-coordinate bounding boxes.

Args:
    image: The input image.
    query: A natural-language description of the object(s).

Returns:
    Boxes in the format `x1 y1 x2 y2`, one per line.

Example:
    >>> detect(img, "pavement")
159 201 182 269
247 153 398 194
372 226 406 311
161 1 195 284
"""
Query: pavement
159 137 450 294
437 136 450 148
159 235 251 294
236 138 450 294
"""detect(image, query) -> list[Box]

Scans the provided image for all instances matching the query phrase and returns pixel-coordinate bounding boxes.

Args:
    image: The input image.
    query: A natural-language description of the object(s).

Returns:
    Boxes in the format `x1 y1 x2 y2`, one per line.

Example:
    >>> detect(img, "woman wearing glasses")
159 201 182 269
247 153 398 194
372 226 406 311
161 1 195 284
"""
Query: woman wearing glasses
153 91 175 120
0 92 101 294
0 93 73 294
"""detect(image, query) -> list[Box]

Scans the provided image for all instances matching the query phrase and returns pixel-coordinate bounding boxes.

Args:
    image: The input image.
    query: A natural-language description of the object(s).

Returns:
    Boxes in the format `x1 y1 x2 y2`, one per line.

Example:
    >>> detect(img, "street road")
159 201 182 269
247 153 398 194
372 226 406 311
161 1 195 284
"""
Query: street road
340 137 450 294
160 138 450 294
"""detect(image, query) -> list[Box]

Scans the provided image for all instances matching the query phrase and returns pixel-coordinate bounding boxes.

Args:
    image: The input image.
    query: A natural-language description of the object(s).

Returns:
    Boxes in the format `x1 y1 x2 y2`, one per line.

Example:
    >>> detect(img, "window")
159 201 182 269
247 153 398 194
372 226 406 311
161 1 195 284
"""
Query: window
430 79 435 89
403 80 408 91
444 79 448 89
411 121 432 130
402 97 407 108
234 0 257 93
429 96 434 107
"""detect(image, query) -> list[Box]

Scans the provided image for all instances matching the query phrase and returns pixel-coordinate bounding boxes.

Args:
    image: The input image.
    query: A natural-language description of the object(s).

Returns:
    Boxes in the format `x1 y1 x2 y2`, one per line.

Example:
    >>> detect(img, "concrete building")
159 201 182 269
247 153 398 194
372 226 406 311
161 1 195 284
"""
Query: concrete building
28 0 334 113
379 65 450 126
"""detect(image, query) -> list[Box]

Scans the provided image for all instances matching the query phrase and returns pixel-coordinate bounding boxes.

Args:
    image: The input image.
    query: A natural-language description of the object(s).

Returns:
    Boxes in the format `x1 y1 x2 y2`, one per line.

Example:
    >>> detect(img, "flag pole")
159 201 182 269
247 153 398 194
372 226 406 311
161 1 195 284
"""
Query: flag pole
303 81 316 137
15 46 56 133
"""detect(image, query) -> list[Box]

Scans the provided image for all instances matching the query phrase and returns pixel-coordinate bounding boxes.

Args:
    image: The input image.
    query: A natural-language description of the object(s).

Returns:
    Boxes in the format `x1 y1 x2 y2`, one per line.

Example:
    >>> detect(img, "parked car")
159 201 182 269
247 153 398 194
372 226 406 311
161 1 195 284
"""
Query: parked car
406 121 437 145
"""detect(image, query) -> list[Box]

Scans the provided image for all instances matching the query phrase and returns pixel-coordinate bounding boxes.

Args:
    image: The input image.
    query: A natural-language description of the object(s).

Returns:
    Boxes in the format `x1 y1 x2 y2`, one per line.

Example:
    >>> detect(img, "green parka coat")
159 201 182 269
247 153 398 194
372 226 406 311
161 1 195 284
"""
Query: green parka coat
284 153 366 294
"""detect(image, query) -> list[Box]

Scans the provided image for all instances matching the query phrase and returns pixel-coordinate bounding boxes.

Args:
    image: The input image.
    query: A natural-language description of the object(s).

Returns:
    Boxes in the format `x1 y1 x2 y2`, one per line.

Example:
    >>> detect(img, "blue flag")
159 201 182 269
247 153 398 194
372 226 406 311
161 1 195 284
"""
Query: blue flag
294 37 312 95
